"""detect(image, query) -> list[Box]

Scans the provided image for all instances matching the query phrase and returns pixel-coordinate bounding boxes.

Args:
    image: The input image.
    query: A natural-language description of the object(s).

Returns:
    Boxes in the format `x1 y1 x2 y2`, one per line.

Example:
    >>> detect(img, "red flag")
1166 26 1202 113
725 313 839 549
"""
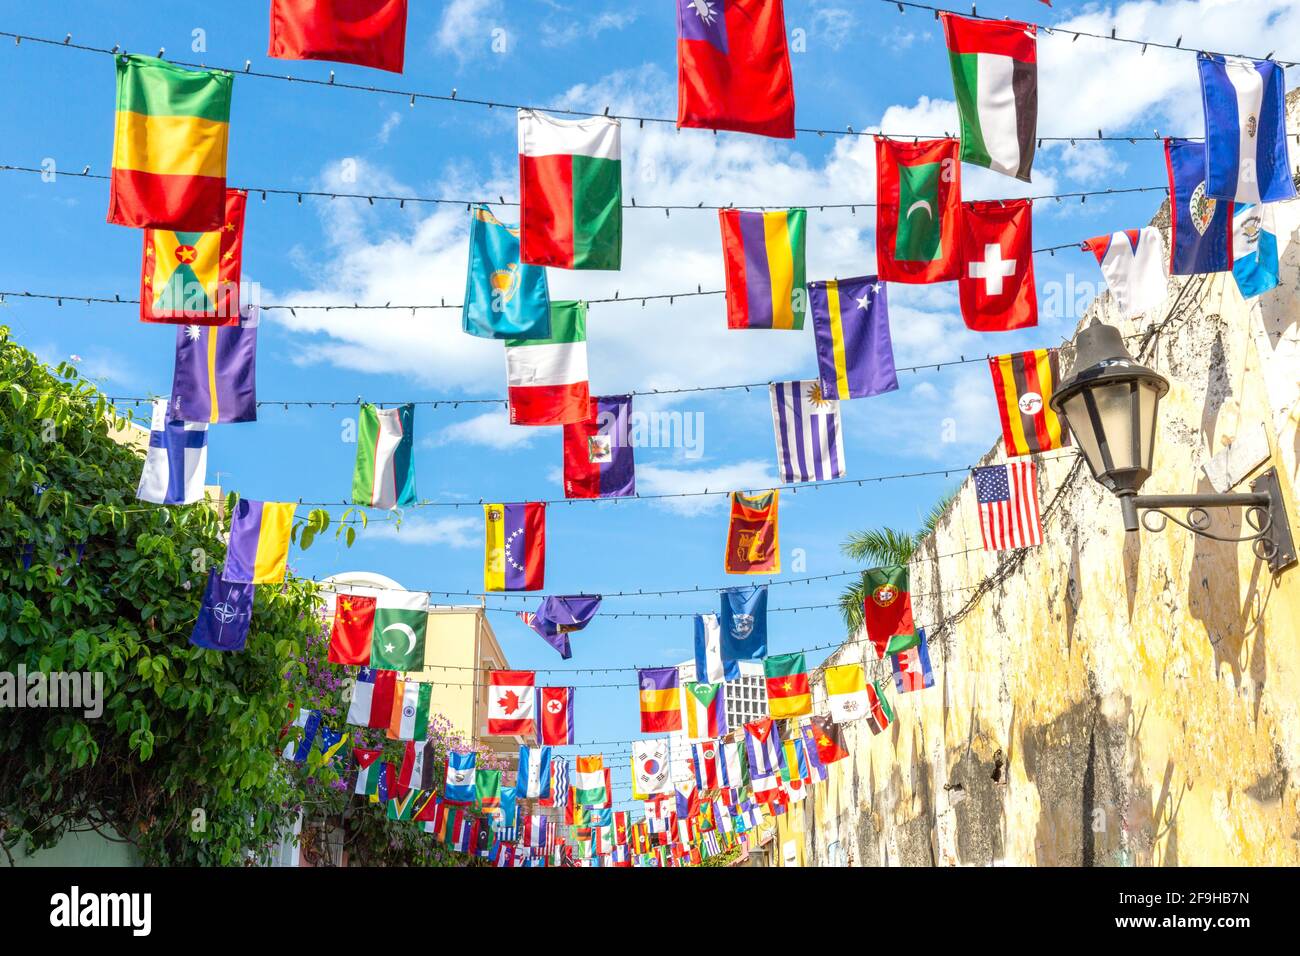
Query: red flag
724 490 780 575
140 188 246 325
958 199 1038 331
328 593 375 664
268 0 408 74
676 0 795 138
875 137 962 284
808 715 849 764
538 686 575 745
487 670 537 736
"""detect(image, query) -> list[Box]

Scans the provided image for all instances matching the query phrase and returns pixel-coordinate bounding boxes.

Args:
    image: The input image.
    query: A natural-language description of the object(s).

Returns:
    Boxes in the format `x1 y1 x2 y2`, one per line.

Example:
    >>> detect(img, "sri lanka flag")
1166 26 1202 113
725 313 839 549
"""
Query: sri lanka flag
720 209 806 329
108 55 232 231
483 502 545 591
142 188 245 324
223 498 295 584
676 0 795 139
505 301 591 426
170 305 259 424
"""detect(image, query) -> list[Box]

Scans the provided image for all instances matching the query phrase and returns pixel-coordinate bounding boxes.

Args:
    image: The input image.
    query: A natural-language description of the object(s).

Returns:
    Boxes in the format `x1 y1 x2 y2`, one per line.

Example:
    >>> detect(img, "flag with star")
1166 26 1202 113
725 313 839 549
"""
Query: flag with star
141 188 246 324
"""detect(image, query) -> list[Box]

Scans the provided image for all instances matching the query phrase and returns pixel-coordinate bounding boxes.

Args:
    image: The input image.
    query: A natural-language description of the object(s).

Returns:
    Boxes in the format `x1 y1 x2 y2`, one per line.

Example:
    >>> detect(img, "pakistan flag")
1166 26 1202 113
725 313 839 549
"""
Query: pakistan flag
875 136 962 285
368 591 429 672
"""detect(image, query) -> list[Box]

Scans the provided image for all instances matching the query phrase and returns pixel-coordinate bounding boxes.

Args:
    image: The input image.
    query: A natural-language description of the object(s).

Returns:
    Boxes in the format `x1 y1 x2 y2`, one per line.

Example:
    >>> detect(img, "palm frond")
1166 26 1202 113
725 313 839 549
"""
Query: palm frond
838 527 916 567
838 577 868 635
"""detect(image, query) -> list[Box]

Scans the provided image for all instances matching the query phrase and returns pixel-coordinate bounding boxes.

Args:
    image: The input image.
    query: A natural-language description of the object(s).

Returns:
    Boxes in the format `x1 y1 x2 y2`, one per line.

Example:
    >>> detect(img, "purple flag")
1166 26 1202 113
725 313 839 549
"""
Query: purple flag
809 276 898 400
527 594 602 658
171 305 259 424
563 395 635 499
189 569 254 651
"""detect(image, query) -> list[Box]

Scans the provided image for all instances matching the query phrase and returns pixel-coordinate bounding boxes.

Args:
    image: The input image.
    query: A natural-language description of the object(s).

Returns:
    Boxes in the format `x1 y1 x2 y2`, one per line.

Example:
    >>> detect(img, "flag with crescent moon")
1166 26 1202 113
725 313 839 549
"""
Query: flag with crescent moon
368 590 429 670
875 136 962 284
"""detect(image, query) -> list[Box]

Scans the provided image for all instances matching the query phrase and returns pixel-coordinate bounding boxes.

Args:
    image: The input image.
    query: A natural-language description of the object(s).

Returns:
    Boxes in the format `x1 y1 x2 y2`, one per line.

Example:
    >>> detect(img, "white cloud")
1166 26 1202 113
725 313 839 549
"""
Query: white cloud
539 9 638 48
636 459 778 516
376 111 402 145
436 0 503 61
809 6 857 51
431 408 541 450
366 514 479 547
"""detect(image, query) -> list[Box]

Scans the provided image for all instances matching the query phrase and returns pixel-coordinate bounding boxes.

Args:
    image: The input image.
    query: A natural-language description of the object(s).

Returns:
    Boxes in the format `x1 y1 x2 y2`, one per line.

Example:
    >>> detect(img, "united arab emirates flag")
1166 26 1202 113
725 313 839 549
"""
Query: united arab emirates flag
941 14 1037 182
505 301 591 426
369 590 428 671
862 566 920 658
875 137 961 284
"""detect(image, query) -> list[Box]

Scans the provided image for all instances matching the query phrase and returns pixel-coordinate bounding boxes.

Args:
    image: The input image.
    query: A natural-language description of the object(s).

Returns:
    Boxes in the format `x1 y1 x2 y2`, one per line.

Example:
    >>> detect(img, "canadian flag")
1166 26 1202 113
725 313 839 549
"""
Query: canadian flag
957 198 1037 332
487 670 536 736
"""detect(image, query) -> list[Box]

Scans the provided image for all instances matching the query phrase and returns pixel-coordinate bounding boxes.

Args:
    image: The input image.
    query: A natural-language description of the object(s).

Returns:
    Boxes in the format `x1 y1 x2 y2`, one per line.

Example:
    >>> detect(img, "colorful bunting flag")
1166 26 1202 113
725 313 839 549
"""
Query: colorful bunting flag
864 679 895 735
694 612 739 684
638 667 683 733
462 204 551 339
538 686 575 745
142 189 245 324
268 0 408 74
352 403 417 510
808 275 897 400
988 348 1068 457
724 491 779 575
516 743 553 799
719 208 806 330
189 569 253 651
692 740 723 791
136 399 208 506
1198 54 1294 203
975 461 1043 550
353 747 384 794
483 502 545 591
282 709 321 762
574 755 608 806
505 301 590 425
682 680 728 742
563 395 635 498
770 381 845 483
487 670 536 736
875 137 961 283
719 585 768 664
744 718 782 799
223 498 294 584
958 199 1037 332
525 594 601 659
763 652 812 718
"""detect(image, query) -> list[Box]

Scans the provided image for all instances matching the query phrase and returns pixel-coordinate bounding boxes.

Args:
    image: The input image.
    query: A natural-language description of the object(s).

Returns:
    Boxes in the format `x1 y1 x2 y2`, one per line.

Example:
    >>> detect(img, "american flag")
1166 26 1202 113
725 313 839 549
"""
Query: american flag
975 461 1042 550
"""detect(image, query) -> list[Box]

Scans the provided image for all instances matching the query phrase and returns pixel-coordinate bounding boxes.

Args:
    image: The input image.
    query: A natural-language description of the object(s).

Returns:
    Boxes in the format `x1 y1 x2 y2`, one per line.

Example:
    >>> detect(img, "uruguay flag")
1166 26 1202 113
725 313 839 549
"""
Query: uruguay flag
515 744 552 799
1232 203 1280 299
1199 54 1295 204
136 398 208 505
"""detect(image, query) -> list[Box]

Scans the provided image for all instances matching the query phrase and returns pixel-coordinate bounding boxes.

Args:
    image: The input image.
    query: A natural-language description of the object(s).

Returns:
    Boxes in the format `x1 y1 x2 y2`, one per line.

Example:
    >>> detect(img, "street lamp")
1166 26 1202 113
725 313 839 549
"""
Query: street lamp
1050 320 1296 572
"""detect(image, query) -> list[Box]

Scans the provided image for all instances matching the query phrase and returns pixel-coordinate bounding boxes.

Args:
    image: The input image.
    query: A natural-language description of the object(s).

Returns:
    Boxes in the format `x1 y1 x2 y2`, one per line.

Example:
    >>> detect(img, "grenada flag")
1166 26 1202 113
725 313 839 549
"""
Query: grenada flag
518 109 621 270
875 137 962 284
141 188 245 324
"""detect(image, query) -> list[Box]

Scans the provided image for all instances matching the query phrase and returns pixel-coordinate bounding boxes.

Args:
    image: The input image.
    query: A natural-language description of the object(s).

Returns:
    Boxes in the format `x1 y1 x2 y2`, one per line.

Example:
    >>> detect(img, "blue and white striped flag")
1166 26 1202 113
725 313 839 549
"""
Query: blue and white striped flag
769 381 845 484
693 613 738 684
1198 54 1295 204
550 755 569 807
516 744 552 799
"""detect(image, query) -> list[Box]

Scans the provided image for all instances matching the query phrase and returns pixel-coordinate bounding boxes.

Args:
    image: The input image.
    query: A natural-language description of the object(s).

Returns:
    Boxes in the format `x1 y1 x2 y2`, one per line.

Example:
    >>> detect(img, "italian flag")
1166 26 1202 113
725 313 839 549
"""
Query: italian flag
505 301 591 426
941 13 1037 182
518 109 622 270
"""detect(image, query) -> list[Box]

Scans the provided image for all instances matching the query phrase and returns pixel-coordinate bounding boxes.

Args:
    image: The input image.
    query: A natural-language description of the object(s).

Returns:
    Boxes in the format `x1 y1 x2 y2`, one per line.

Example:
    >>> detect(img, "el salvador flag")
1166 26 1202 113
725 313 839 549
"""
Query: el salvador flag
1199 54 1296 204
1232 203 1280 299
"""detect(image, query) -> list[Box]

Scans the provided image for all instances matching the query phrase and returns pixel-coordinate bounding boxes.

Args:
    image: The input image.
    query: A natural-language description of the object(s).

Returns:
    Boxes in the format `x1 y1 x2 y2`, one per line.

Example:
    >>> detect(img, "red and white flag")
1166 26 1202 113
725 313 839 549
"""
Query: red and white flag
487 670 536 736
538 686 575 745
975 461 1042 550
958 199 1037 331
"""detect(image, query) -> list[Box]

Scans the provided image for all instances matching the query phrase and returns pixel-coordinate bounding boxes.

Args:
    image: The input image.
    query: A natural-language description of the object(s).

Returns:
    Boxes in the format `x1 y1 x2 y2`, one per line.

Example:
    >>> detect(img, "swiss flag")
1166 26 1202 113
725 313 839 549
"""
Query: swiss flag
957 199 1038 332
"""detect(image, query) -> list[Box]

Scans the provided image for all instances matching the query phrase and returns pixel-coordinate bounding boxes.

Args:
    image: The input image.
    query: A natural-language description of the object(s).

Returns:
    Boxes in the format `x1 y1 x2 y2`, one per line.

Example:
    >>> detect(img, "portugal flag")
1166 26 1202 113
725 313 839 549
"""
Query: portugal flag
862 566 920 658
875 137 961 284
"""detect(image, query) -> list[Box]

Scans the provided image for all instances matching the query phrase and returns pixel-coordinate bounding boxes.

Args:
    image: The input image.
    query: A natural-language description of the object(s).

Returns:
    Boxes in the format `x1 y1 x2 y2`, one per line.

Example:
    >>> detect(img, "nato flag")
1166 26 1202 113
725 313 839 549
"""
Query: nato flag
189 569 254 651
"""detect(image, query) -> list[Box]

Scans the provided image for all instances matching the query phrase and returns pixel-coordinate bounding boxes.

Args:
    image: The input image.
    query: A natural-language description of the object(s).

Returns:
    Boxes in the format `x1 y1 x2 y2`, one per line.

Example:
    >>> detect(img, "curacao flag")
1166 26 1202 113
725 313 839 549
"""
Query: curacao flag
681 679 728 742
483 502 545 591
222 498 295 584
505 301 591 426
518 110 621 270
352 403 417 509
108 55 232 231
720 208 807 329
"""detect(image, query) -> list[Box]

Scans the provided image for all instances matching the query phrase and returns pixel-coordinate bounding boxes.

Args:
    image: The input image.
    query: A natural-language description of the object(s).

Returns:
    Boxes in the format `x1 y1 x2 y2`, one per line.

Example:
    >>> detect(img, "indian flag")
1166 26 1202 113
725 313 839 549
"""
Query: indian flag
518 109 621 270
941 14 1037 182
574 755 607 806
388 678 432 741
108 55 232 231
505 300 591 425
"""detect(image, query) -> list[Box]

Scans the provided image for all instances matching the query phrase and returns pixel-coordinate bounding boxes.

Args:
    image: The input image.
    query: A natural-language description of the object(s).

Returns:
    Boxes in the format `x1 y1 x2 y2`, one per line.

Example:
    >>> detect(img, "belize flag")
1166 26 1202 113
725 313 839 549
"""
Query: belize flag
1198 54 1295 204
676 0 795 138
1164 138 1233 276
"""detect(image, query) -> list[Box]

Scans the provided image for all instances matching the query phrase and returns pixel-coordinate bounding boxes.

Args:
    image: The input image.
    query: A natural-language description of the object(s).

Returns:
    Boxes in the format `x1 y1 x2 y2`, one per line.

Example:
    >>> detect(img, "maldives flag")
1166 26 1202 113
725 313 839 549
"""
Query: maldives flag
505 301 590 426
268 0 408 74
538 686 575 745
862 566 920 658
876 137 962 284
563 395 635 498
518 109 621 270
487 670 537 736
676 0 795 138
328 591 375 665
958 199 1037 332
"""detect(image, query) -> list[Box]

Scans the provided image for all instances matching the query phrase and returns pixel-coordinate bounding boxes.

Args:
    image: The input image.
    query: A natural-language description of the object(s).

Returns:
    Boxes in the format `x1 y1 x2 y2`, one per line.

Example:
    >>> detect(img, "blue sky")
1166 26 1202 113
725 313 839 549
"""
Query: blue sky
4 0 1297 807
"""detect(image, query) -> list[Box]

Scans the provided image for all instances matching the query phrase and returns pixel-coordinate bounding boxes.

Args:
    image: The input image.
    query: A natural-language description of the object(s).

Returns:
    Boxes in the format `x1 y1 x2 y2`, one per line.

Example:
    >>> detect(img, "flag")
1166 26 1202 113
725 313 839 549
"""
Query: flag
136 399 208 505
395 738 427 792
1081 228 1167 319
799 724 828 783
346 666 396 727
638 667 682 733
488 670 536 736
574 755 608 806
682 680 728 741
763 652 811 718
988 348 1068 457
808 275 897 401
720 739 749 790
538 686 575 745
483 502 545 591
675 780 701 823
808 715 849 764
975 461 1043 550
892 628 935 693
719 585 767 663
1165 138 1233 275
170 307 258 423
267 0 408 74
719 208 806 330
353 747 383 794
282 709 321 762
958 199 1037 331
368 590 428 671
941 14 1037 182
563 395 635 498
328 591 376 665
352 403 417 509
515 744 553 799
770 381 846 483
1198 54 1294 204
864 679 895 735
862 566 920 658
694 613 739 684
518 110 621 270
505 301 590 425
876 137 961 284
744 718 781 797
632 738 673 796
1232 203 1279 299
526 594 601 659
675 0 795 138
388 678 432 740
725 490 779 574
824 663 869 722
462 204 551 339
443 751 477 804
319 726 348 763
108 55 232 231
189 569 253 651
778 736 808 784
142 189 245 324
222 499 294 584
692 740 723 791
539 756 569 809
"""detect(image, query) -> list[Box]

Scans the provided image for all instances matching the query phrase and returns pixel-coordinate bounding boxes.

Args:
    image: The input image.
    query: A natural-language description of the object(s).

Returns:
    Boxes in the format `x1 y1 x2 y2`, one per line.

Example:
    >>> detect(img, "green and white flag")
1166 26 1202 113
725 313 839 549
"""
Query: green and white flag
370 591 429 671
941 14 1037 182
352 403 417 509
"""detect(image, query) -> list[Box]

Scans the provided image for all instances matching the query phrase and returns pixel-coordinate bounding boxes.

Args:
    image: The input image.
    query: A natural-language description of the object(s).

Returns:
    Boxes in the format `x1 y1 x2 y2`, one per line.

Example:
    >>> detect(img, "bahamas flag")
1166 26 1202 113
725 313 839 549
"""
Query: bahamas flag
223 498 295 584
108 55 232 231
462 205 551 339
141 188 246 324
719 208 806 329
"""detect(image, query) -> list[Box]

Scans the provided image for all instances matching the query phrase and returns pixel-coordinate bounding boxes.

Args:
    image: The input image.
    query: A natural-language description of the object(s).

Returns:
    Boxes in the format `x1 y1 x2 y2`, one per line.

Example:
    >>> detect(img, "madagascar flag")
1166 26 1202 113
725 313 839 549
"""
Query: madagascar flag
875 137 961 284
108 55 232 231
862 566 920 658
989 348 1069 456
268 0 408 74
483 502 545 591
763 652 811 718
719 209 806 329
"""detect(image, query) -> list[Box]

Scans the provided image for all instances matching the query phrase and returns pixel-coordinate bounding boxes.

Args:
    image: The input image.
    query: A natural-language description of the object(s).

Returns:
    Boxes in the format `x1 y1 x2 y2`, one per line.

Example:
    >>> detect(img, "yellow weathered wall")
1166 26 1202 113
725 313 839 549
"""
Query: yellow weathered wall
410 609 482 741
798 142 1300 867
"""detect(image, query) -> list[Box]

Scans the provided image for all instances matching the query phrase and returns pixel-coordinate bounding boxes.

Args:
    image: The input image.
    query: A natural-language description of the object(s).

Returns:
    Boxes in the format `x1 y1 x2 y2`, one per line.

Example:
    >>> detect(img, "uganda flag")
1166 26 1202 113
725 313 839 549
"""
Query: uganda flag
108 55 232 231
141 188 245 324
875 137 961 284
988 348 1069 456
763 652 811 718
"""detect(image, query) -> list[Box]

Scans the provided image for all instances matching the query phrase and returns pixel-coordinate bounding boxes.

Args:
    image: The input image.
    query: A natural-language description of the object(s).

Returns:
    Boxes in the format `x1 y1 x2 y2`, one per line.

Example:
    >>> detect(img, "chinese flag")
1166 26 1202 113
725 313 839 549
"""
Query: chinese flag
268 0 408 74
724 490 780 575
328 593 376 664
676 0 795 138
957 199 1038 332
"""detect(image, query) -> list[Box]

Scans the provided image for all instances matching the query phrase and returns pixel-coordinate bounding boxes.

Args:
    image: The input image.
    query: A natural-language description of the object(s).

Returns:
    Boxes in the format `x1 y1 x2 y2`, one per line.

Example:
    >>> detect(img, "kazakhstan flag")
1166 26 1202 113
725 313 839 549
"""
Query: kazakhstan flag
463 204 551 339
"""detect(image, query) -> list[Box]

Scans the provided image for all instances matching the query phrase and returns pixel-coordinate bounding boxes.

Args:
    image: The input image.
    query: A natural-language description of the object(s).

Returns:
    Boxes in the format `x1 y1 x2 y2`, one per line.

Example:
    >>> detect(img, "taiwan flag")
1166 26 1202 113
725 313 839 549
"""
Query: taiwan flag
676 0 795 138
